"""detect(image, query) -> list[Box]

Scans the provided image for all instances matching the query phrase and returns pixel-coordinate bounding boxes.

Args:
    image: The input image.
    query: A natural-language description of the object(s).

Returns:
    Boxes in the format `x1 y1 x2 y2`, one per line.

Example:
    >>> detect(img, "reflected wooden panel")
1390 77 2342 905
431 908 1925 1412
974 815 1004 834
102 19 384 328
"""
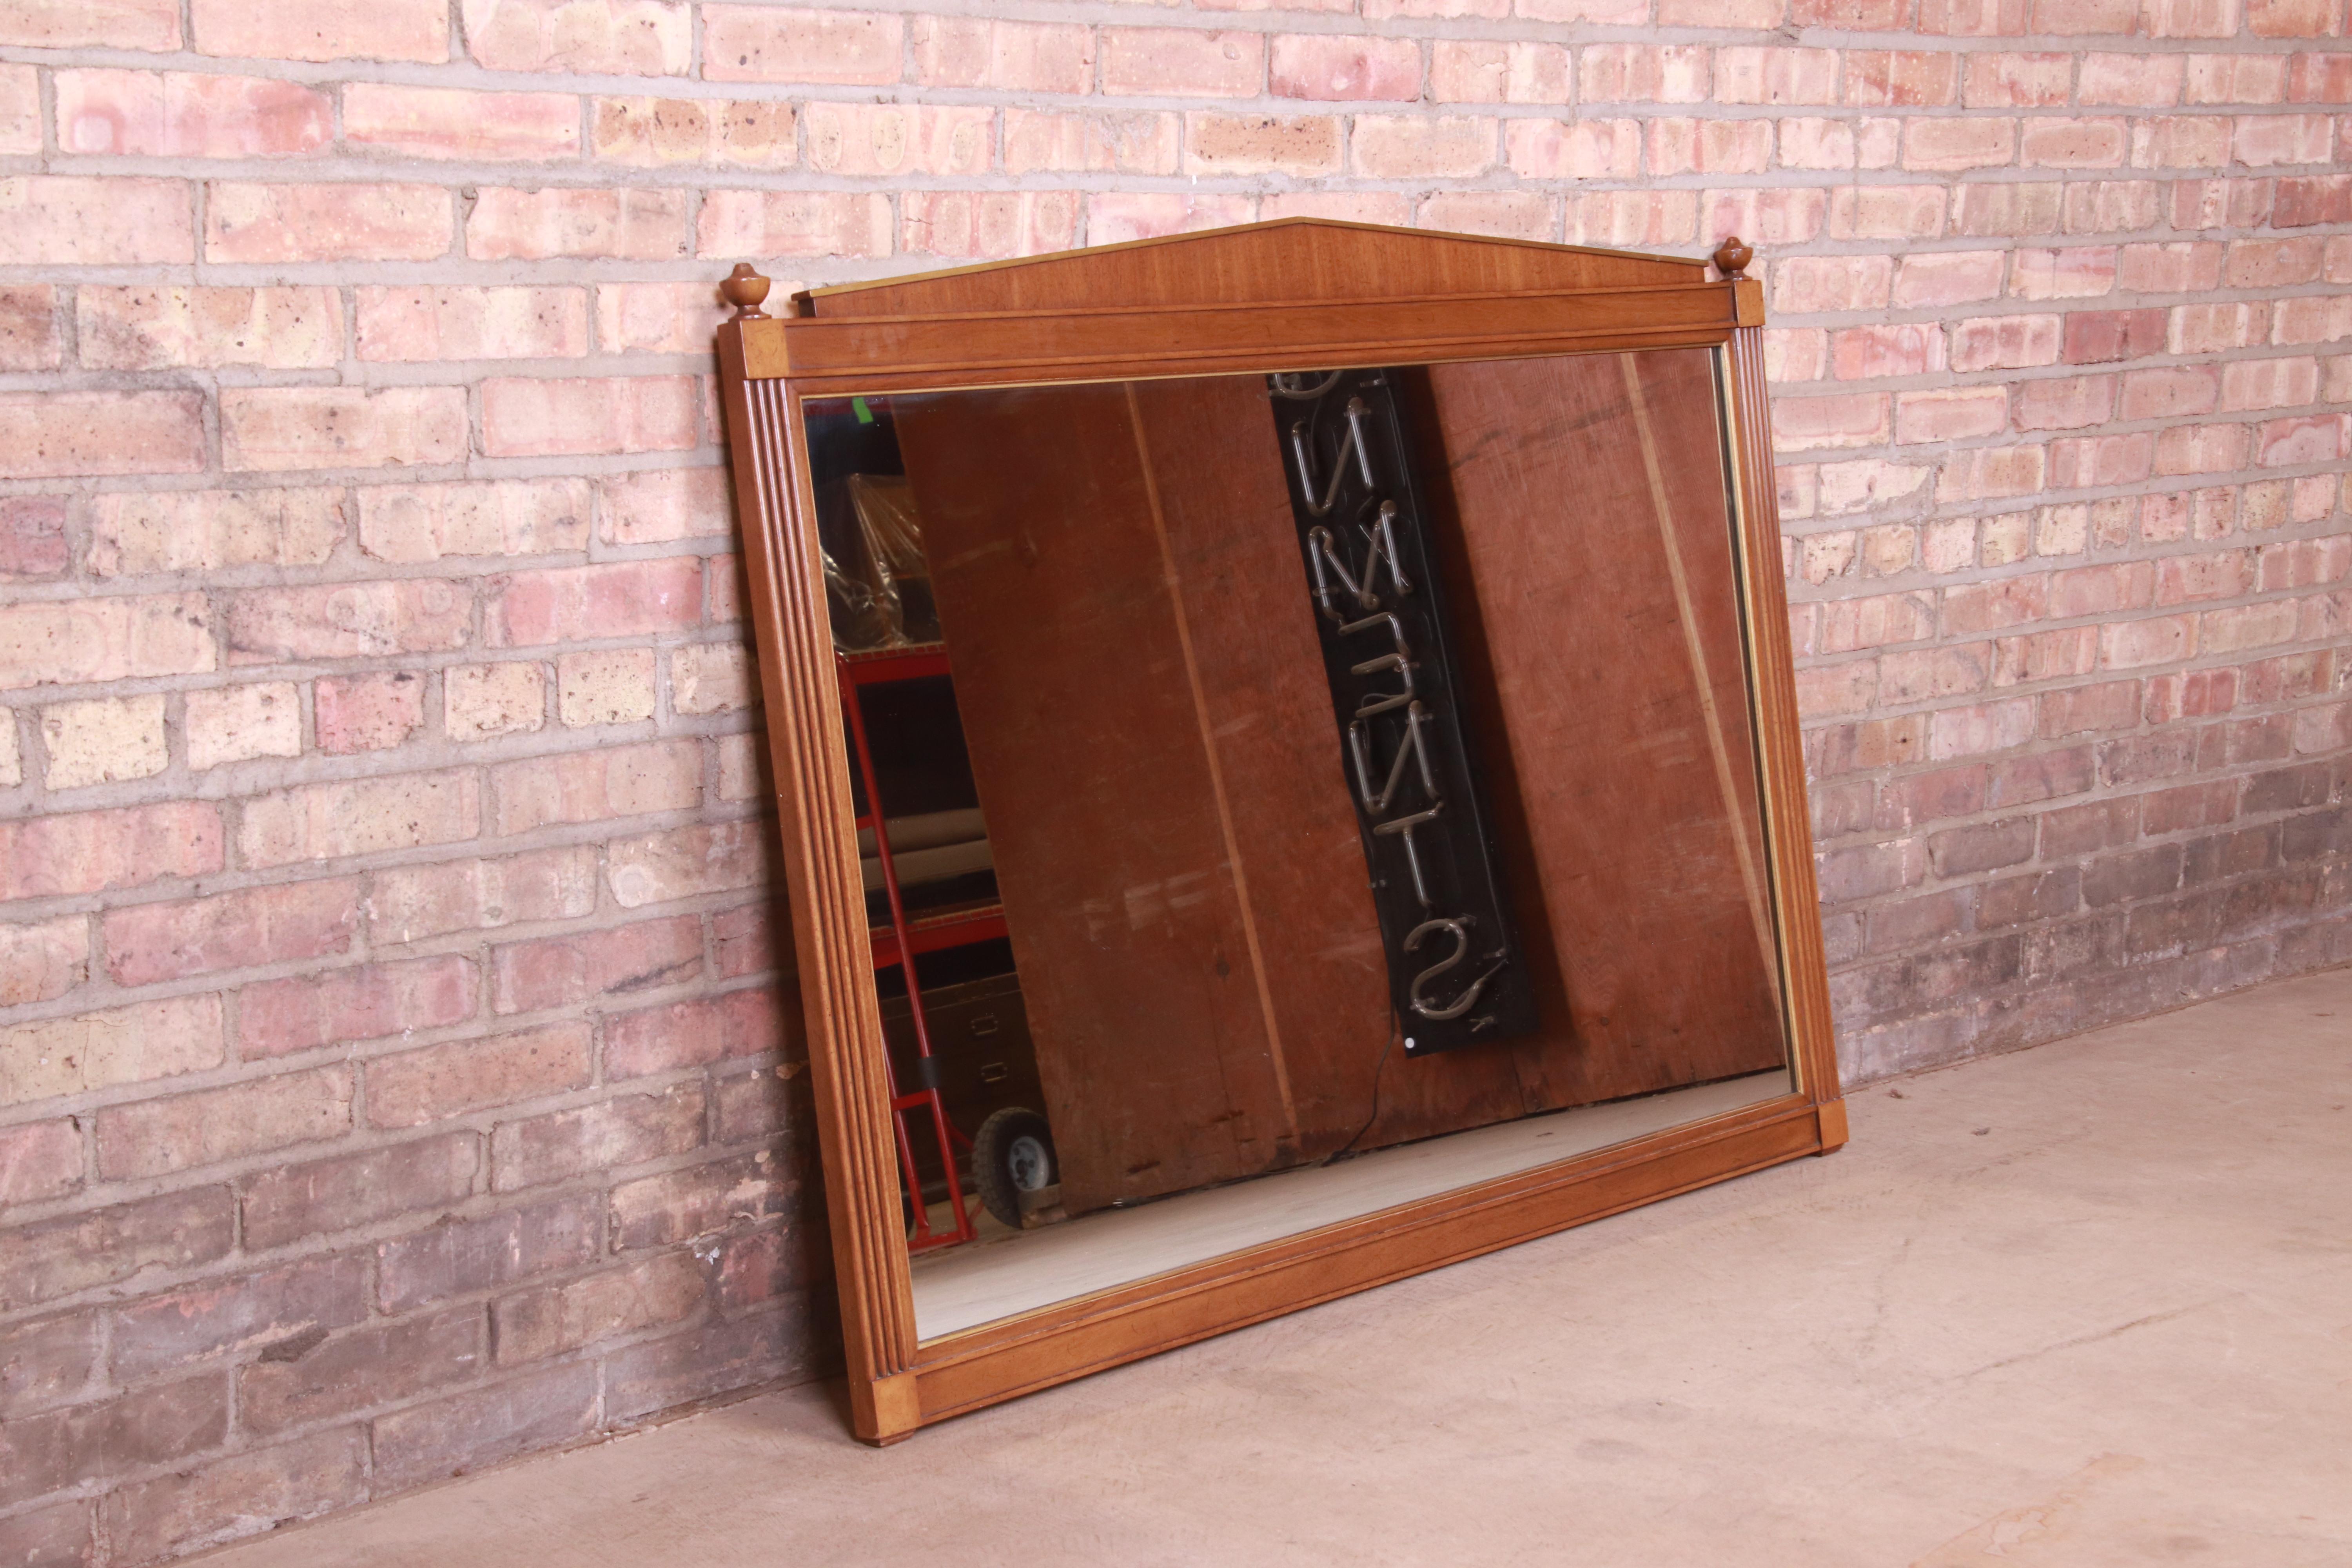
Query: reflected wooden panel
891 351 1784 1221
1416 350 1785 1110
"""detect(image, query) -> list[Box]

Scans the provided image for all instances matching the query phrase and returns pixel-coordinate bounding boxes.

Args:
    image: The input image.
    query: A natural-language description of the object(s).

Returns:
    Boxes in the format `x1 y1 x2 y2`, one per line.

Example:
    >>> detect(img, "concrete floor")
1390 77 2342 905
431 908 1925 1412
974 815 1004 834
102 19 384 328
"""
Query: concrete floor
204 965 2352 1568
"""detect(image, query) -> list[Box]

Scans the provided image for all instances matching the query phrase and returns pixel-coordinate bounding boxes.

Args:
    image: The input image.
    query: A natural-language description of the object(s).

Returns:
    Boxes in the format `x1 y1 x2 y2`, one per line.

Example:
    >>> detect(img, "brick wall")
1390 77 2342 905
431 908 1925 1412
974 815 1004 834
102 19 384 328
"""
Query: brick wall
2 0 2348 1559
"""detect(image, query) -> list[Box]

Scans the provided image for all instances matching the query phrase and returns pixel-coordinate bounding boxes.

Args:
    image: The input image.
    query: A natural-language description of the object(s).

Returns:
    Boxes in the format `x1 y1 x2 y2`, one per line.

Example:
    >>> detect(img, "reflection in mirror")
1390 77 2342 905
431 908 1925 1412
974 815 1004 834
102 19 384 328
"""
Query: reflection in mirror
808 349 1792 1343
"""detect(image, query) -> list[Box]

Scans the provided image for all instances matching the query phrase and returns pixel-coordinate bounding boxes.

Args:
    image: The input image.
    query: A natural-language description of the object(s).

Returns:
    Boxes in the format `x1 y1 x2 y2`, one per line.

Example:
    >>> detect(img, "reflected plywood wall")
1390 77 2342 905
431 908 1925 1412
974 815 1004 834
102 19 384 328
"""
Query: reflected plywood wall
896 350 1784 1216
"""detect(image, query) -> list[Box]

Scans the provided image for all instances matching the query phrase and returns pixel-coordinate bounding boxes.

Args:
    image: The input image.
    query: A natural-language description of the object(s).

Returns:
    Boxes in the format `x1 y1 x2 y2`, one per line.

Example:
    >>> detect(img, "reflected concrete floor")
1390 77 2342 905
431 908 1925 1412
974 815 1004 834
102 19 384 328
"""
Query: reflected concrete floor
914 1069 1792 1339
202 966 2352 1568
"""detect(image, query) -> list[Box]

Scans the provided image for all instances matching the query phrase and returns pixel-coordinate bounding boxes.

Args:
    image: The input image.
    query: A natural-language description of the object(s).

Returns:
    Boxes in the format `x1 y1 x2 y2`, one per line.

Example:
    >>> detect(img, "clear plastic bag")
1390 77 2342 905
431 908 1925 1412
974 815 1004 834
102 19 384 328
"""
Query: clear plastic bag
816 474 940 652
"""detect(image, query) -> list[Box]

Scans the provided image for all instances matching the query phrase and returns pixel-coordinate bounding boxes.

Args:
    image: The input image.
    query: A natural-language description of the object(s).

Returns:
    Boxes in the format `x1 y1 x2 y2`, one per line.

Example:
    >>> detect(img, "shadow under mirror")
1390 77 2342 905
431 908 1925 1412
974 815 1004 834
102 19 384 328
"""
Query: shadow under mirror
807 347 1794 1344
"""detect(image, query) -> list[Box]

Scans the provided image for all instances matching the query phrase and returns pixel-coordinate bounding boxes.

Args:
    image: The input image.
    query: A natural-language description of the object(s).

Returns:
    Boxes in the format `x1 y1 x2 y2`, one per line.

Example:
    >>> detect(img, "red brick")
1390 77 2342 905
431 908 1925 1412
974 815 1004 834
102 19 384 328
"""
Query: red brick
0 1311 98 1419
1815 838 1929 902
1986 744 2096 807
1928 697 2039 759
356 477 590 564
491 916 703 1016
486 742 700 838
1958 53 2070 110
0 176 192 265
2040 798 2142 861
365 1023 592 1129
2040 678 2145 738
704 5 902 83
599 278 750 350
2051 560 2155 618
1929 818 2037 877
910 17 1092 93
370 1361 599 1490
56 69 331 158
2022 117 2129 169
102 878 358 987
1 0 180 47
2100 613 2198 669
343 83 581 161
607 819 777 908
611 1149 792 1250
482 559 699 649
1102 29 1265 98
1089 192 1259 245
494 1250 704 1361
491 1083 705 1191
104 1430 369 1563
713 1221 817 1312
2267 177 2343 230
2155 551 2254 606
191 0 446 60
604 1301 810 1424
1896 387 2008 443
0 915 88 1009
2256 414 2347 467
240 1132 479 1250
467 186 689 261
109 1253 368 1380
0 1187 234 1312
367 847 600 945
220 386 468 472
2154 664 2245 718
377 1193 602 1311
712 902 779 980
0 1119 82 1206
1270 35 1419 101
1952 181 2065 237
357 286 588 363
2286 52 2352 102
598 468 731 546
0 1375 227 1510
1578 44 1708 104
2154 423 2252 476
2014 375 2117 432
205 181 448 263
238 771 479 870
713 1068 802 1144
2079 52 2185 107
0 390 205 479
0 495 67 578
2062 308 2167 365
1716 47 1838 106
238 1308 483 1433
466 0 692 74
482 376 698 457
1939 445 2049 503
315 670 426 754
0 801 221 902
604 987 786 1080
1844 50 1957 108
239 955 477 1060
95 1066 353 1181
2248 0 2334 32
802 103 992 178
1949 314 2060 372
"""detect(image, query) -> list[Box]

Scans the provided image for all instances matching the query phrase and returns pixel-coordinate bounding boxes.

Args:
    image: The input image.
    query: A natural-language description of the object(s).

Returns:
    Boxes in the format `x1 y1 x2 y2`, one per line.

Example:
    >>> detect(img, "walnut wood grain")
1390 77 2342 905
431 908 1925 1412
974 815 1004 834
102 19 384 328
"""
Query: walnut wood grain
804 217 1699 318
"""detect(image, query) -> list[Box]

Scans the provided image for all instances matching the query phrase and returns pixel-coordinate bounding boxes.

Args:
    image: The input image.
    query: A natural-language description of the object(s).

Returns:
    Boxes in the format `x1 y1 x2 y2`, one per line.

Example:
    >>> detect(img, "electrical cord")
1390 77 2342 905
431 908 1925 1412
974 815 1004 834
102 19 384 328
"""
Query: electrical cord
1322 1026 1401 1166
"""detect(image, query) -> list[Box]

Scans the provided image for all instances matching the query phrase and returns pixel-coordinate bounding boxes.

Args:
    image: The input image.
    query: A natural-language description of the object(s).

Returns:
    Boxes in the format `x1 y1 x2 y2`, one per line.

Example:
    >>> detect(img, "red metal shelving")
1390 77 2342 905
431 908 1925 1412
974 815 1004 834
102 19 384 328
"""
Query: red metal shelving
838 641 992 1252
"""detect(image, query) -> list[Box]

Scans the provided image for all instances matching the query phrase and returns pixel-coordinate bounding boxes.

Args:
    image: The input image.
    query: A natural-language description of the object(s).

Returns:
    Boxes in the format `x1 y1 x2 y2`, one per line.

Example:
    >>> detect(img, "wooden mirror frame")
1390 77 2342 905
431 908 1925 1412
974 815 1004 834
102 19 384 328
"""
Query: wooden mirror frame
715 220 1846 1446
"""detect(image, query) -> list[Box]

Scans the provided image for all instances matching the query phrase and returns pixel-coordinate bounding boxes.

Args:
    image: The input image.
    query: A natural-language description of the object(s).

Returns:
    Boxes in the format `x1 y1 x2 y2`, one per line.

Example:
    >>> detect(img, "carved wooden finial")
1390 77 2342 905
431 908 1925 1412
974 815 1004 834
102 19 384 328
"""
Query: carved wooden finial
722 263 771 320
1712 236 1753 281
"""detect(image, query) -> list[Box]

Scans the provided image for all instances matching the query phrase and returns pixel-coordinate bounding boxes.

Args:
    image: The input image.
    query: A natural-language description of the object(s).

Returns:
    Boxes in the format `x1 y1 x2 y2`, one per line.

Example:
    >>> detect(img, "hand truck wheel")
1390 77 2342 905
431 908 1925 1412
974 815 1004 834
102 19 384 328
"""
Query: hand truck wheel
970 1107 1056 1229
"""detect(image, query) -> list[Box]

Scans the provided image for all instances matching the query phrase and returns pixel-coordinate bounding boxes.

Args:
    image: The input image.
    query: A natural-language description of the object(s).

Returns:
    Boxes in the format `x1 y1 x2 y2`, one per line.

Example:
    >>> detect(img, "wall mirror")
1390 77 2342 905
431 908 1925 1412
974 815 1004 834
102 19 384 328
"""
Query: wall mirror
717 221 1845 1445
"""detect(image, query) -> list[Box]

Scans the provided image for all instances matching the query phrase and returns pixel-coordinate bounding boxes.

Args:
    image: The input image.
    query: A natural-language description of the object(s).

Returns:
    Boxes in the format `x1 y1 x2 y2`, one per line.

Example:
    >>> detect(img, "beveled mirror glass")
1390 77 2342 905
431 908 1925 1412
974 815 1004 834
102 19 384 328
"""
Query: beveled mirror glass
719 221 1844 1443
